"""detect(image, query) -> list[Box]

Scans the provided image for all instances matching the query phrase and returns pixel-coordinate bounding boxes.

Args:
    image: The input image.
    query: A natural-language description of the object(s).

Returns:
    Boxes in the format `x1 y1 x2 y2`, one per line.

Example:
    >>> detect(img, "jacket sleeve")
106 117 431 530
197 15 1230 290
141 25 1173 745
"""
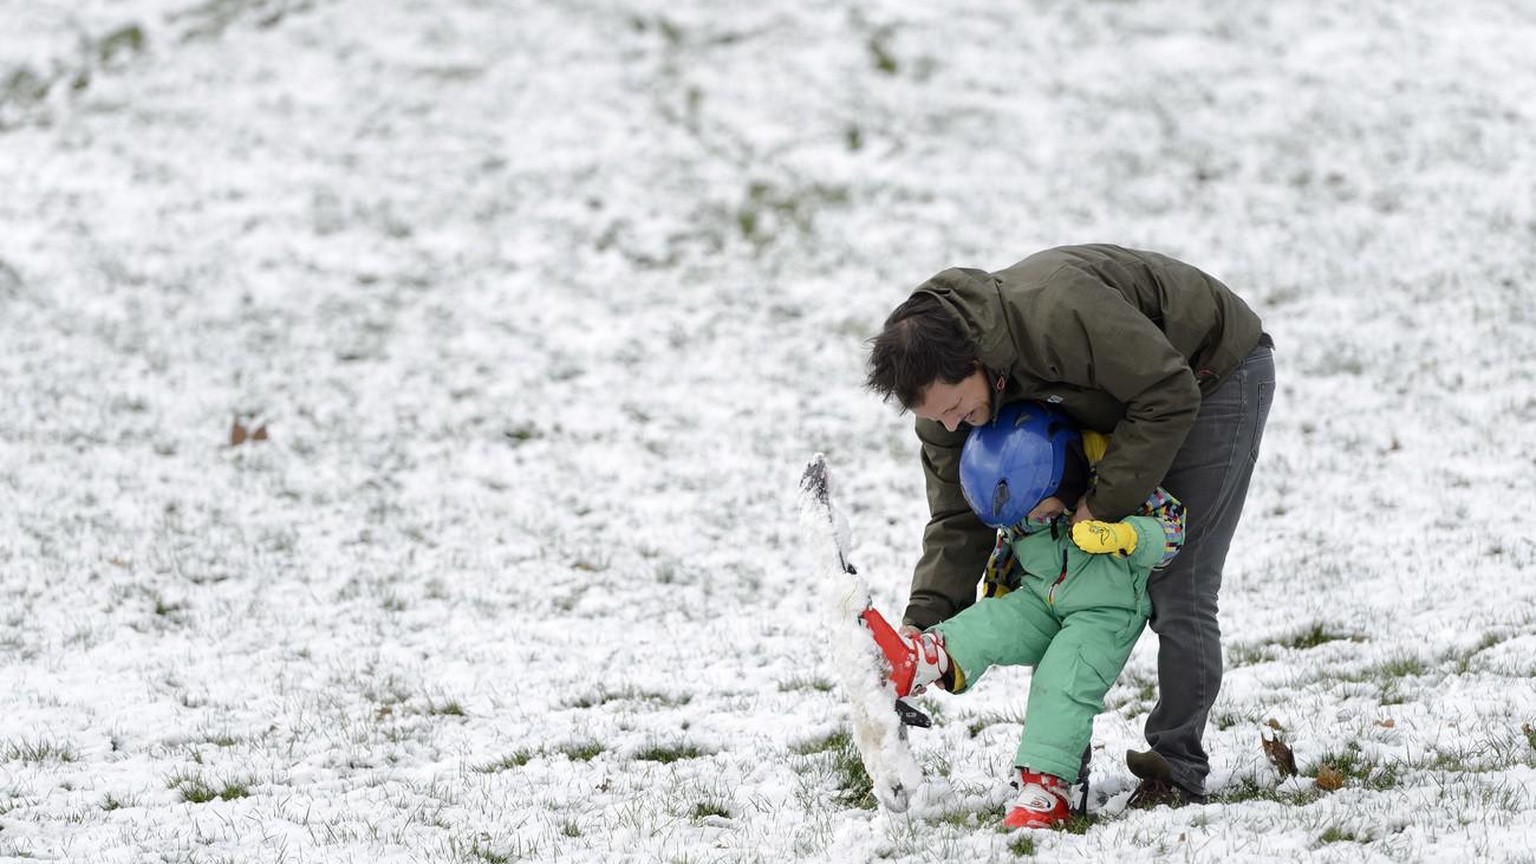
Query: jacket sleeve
904 417 995 629
1027 266 1202 521
1124 487 1187 572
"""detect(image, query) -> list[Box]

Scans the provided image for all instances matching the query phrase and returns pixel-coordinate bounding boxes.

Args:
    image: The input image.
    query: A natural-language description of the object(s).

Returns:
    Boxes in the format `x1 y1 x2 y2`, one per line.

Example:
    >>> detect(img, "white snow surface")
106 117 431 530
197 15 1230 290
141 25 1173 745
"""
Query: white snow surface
2 0 1536 862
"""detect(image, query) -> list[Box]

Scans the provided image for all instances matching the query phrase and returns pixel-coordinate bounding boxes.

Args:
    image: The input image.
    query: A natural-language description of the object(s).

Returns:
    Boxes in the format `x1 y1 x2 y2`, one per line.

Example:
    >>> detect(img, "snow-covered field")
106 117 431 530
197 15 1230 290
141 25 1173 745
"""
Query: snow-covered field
3 0 1535 861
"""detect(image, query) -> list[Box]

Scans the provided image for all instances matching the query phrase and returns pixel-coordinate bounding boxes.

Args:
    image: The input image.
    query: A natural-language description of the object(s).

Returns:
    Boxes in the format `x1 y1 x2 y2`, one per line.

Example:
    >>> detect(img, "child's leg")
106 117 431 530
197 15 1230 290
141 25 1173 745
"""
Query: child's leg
1013 607 1146 782
932 590 1059 693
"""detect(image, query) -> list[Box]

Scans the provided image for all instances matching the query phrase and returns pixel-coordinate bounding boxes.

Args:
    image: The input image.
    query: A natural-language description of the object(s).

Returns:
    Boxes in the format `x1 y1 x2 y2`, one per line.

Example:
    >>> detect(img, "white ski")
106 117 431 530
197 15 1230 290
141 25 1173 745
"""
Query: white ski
797 453 925 813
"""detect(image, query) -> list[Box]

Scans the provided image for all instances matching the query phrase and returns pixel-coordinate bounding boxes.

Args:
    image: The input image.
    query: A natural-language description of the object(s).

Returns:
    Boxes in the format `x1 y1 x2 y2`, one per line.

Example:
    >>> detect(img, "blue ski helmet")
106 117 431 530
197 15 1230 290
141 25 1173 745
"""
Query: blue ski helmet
960 401 1082 529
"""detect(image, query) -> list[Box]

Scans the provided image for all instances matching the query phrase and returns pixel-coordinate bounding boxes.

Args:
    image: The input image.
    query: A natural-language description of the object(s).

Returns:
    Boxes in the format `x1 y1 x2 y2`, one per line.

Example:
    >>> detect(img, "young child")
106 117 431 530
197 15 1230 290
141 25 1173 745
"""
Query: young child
865 401 1185 829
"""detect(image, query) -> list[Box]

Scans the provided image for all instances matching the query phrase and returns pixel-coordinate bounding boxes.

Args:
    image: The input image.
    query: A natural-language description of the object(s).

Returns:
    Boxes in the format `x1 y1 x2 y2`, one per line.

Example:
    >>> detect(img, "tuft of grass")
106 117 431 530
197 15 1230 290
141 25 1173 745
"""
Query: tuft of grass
101 792 137 812
564 686 691 710
475 750 534 773
790 728 876 808
827 732 876 809
790 731 843 756
1371 654 1429 678
1523 723 1536 752
1282 622 1353 650
1009 834 1037 856
1311 743 1403 791
1212 710 1263 731
633 743 708 764
557 741 604 762
1318 825 1370 844
2 738 79 763
867 27 899 75
777 675 834 693
504 423 540 444
167 772 253 803
1060 812 1096 835
451 834 520 864
1214 773 1324 806
691 798 732 820
429 699 468 717
1226 642 1276 667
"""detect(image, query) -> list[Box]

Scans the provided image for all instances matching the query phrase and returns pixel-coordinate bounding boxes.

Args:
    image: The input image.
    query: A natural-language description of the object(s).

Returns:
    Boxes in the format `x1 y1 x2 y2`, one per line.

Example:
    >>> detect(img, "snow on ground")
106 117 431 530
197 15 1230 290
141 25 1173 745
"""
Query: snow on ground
1 0 1535 861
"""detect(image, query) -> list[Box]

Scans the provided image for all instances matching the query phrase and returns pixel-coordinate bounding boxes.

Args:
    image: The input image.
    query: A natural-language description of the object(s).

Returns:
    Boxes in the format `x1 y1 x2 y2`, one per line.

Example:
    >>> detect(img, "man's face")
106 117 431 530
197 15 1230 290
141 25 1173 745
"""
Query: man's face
911 367 992 432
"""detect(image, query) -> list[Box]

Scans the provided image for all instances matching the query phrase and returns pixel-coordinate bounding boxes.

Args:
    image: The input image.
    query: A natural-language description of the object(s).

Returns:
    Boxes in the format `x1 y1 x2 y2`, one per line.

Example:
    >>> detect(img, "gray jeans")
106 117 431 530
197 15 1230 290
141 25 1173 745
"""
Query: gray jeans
1145 338 1275 794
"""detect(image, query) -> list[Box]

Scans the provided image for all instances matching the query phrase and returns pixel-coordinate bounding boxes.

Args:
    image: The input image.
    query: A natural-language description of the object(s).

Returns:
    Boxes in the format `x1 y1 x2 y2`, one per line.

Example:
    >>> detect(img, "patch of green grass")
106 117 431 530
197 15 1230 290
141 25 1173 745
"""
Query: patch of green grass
1060 812 1096 835
777 675 834 693
633 743 708 764
1008 834 1037 856
941 810 976 829
868 29 899 75
504 423 540 444
1450 632 1505 674
1214 774 1324 806
1226 642 1276 667
452 835 518 864
1318 825 1370 844
1371 653 1429 678
1282 622 1353 650
557 741 603 762
1211 710 1262 731
475 750 534 773
828 733 876 809
167 772 253 804
2 738 78 763
734 180 850 247
1523 723 1536 752
429 699 467 717
1104 671 1159 714
564 686 692 710
962 706 1026 738
790 731 844 756
691 799 732 820
792 728 876 808
1311 743 1403 791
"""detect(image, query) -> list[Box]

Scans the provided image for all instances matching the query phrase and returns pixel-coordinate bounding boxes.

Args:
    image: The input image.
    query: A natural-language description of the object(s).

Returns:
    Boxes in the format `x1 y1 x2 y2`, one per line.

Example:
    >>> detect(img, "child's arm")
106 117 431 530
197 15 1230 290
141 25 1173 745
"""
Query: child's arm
1070 488 1186 569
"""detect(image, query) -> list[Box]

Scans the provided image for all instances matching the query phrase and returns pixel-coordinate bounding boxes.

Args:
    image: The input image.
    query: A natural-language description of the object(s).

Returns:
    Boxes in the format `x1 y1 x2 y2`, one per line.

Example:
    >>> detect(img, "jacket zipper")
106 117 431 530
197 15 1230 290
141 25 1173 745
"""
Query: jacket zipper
1047 549 1069 605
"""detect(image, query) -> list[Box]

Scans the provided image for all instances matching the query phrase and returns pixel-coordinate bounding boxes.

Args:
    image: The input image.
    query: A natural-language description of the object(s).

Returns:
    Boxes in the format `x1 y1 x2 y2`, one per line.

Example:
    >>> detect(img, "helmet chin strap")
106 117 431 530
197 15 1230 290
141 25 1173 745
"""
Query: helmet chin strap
1050 438 1090 508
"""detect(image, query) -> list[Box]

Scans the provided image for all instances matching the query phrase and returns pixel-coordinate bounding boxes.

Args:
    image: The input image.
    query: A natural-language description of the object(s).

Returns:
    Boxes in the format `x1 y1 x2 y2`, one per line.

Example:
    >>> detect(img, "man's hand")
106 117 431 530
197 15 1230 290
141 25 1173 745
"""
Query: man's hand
1071 520 1138 555
1070 496 1097 525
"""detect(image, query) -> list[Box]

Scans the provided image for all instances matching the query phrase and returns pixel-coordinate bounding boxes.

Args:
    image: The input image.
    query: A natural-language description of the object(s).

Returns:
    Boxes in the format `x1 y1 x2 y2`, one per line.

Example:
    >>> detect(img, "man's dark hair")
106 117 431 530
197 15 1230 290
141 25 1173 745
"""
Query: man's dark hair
865 292 977 410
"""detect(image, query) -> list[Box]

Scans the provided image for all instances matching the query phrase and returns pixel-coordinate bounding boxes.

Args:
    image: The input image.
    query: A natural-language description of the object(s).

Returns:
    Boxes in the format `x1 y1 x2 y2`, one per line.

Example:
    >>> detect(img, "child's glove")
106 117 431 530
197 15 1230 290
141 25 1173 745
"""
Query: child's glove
1071 520 1138 555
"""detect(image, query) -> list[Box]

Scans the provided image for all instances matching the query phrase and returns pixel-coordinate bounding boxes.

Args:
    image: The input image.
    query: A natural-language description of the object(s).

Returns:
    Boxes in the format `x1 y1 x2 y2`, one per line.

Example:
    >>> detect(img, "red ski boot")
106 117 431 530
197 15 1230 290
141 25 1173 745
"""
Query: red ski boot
858 608 949 698
1003 769 1071 830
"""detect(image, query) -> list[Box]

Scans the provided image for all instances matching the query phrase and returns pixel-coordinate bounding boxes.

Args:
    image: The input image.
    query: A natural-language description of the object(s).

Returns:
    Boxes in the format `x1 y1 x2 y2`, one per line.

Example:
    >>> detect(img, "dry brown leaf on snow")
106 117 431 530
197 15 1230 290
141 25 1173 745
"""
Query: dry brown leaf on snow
1260 728 1298 778
230 414 269 446
1316 765 1345 791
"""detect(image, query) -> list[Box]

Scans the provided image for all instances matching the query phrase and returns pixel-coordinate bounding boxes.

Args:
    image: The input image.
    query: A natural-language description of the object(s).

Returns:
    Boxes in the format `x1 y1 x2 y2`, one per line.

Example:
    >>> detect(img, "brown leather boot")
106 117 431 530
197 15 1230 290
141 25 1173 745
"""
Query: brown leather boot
1125 750 1208 808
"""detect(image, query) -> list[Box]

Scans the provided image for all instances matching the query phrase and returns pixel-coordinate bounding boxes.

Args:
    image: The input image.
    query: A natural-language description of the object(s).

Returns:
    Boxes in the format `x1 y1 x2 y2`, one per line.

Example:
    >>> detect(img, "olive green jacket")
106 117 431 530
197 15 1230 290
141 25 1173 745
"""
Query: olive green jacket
903 244 1263 629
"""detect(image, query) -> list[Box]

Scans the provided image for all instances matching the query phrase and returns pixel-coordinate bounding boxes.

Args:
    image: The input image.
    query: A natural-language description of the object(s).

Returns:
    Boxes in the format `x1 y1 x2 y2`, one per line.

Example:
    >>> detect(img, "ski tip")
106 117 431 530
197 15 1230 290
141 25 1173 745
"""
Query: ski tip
800 453 831 501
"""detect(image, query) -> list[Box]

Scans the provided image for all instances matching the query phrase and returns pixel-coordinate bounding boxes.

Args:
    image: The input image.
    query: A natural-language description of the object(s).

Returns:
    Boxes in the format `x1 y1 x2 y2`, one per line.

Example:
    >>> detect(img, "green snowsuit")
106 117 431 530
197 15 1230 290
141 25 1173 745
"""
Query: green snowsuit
932 511 1171 783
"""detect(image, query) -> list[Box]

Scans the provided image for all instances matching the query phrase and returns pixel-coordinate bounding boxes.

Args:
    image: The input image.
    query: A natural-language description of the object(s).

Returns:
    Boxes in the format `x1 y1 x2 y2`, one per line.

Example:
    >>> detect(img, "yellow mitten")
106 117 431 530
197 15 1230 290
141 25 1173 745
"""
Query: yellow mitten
1072 520 1138 555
